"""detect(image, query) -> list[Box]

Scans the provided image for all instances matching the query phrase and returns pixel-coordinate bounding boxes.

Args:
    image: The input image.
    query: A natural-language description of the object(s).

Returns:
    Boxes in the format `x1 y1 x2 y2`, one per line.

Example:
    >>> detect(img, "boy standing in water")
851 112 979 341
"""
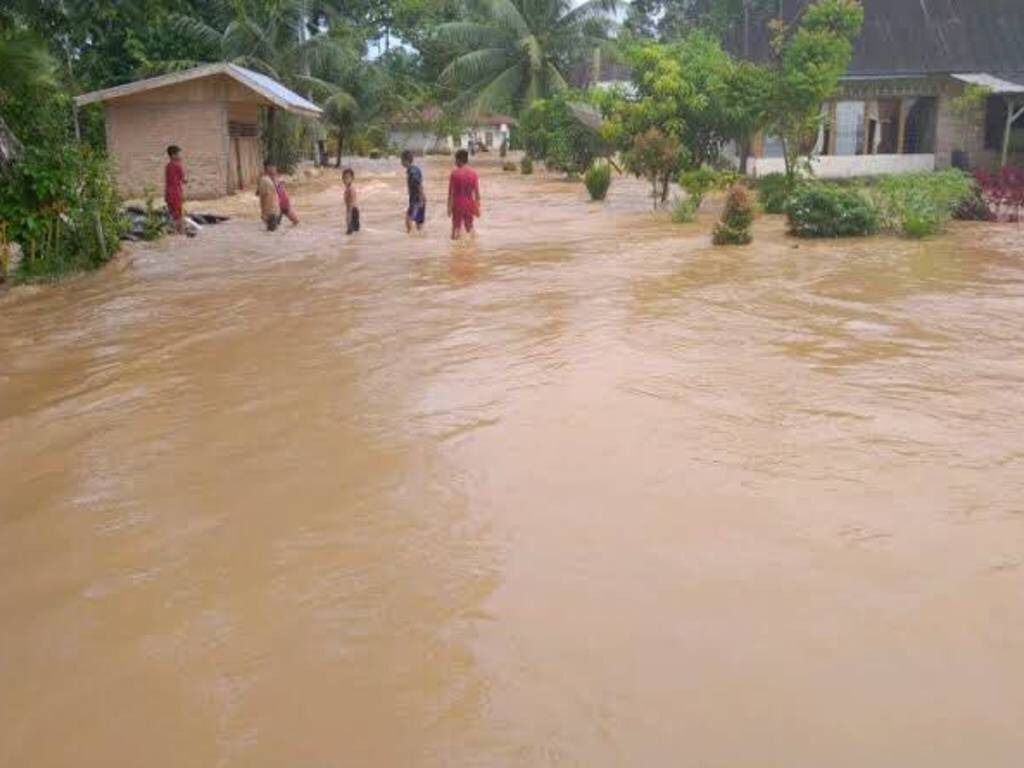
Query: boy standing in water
257 161 282 231
273 167 299 226
447 149 480 240
164 145 187 234
401 150 426 233
343 168 360 234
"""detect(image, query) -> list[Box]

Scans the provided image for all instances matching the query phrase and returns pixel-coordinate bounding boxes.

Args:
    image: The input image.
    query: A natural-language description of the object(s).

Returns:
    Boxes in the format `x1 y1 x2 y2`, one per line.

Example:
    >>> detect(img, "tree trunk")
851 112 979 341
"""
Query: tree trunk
335 132 343 168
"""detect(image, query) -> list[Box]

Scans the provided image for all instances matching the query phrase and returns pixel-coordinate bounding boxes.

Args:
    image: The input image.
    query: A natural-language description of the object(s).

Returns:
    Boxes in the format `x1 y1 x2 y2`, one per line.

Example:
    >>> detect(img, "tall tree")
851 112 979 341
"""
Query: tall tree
434 0 618 114
763 0 863 180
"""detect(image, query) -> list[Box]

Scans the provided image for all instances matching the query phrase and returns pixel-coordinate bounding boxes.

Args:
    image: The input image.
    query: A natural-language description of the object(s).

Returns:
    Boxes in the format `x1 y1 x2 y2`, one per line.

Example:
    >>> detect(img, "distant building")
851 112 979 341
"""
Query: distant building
736 0 1024 177
76 64 322 199
387 107 515 155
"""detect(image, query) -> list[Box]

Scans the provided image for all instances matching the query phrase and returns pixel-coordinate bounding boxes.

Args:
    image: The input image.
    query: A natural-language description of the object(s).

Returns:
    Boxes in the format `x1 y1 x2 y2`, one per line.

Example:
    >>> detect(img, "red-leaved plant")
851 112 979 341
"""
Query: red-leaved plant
975 167 1024 222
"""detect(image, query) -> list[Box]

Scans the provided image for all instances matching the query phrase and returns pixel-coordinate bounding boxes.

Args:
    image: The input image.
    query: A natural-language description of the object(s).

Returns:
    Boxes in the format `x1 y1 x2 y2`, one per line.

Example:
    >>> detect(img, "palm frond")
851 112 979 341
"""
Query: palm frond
562 0 619 24
301 34 358 75
483 0 531 40
0 33 56 95
433 22 511 50
470 62 526 112
292 73 341 100
440 48 514 88
169 14 224 54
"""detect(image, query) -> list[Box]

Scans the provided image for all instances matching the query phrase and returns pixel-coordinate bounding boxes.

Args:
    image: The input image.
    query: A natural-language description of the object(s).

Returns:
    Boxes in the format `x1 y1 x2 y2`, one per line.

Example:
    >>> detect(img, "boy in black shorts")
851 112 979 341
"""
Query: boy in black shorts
401 149 426 233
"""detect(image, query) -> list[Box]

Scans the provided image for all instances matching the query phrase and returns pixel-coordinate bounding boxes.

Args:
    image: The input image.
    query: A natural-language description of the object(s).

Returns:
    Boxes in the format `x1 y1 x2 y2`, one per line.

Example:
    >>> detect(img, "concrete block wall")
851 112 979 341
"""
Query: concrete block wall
105 100 228 201
935 84 989 170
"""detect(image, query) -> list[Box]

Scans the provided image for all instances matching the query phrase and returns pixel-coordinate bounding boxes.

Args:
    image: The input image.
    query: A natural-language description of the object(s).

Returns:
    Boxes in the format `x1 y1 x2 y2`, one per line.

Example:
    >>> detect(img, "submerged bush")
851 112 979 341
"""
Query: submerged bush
757 172 793 214
785 184 878 238
671 195 700 223
712 185 755 245
584 162 612 201
870 170 975 237
520 156 534 175
953 185 997 221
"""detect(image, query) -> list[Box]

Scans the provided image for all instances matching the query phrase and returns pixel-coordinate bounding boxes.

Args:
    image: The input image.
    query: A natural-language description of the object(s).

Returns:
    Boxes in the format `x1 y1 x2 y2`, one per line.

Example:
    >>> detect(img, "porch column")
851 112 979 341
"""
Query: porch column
1002 97 1024 168
896 98 907 154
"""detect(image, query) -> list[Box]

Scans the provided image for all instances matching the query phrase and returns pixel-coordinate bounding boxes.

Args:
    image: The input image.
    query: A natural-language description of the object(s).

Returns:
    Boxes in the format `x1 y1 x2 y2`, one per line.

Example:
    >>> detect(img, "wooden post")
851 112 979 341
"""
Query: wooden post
896 98 907 154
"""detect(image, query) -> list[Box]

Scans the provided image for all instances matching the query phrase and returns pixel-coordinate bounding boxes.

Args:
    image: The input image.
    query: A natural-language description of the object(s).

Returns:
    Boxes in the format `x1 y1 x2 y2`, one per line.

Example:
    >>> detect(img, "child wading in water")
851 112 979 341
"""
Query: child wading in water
447 149 480 240
164 145 187 234
343 168 360 234
401 149 426 233
257 161 282 231
274 168 299 226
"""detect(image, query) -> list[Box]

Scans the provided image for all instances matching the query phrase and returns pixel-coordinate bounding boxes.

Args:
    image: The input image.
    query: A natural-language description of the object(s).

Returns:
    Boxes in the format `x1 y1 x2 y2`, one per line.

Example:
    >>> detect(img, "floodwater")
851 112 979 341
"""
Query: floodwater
2 158 1024 767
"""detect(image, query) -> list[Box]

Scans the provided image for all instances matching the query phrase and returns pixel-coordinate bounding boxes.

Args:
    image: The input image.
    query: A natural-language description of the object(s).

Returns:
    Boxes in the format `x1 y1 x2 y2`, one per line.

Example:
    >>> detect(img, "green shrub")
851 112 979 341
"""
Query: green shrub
584 162 612 201
519 93 606 176
900 198 945 239
712 185 755 245
520 156 534 175
671 195 699 223
785 184 878 238
502 161 517 172
141 189 166 241
869 170 975 237
1 144 124 282
758 172 793 214
678 167 720 206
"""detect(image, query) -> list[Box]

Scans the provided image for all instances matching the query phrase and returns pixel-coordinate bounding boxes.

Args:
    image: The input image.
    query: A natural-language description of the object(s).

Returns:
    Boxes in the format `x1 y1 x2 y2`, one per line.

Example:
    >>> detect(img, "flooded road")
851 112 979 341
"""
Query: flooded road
2 158 1024 767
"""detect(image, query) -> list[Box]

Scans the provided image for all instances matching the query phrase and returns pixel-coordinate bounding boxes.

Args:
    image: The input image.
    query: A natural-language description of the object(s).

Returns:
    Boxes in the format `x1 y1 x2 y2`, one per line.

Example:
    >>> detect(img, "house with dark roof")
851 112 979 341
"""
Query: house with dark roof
738 0 1024 177
76 64 322 199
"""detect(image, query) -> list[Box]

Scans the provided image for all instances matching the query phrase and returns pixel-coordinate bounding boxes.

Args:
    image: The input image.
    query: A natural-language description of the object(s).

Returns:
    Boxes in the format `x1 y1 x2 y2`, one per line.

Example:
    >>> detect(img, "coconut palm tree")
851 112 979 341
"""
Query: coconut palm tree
170 0 359 102
435 0 619 114
169 0 361 167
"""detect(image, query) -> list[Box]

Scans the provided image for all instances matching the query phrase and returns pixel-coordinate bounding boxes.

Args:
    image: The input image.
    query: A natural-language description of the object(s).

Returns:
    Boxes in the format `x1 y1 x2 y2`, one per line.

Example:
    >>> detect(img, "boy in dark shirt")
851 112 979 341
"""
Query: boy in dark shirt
401 150 426 233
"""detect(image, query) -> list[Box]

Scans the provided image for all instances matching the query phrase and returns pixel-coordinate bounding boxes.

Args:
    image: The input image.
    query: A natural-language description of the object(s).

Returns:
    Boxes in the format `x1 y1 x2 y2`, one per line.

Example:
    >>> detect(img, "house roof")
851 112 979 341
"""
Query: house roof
75 63 322 117
733 0 1024 83
952 73 1024 95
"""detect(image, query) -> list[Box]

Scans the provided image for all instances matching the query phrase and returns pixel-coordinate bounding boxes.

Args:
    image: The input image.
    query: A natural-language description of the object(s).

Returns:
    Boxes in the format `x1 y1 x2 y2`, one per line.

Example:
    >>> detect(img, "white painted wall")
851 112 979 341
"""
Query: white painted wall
749 153 936 178
457 124 512 151
387 129 452 154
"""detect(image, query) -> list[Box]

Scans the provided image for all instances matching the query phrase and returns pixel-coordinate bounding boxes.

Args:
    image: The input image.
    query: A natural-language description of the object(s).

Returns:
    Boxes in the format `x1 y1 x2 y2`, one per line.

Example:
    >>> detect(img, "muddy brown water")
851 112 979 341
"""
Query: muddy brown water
2 158 1024 767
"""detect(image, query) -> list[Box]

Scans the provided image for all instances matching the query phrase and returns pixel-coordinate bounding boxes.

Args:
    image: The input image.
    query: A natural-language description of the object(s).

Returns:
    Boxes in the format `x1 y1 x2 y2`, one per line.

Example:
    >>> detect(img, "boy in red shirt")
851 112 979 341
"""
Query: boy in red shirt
164 145 187 234
447 149 480 240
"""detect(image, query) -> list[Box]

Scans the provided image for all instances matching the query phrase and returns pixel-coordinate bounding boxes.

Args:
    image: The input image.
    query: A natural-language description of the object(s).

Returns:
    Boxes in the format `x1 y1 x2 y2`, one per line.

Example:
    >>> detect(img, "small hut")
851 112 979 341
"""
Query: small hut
76 63 322 200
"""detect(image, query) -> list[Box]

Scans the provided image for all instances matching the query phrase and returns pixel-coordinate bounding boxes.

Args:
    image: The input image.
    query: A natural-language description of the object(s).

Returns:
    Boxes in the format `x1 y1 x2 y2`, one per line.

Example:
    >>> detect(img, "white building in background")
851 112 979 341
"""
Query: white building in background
387 107 515 155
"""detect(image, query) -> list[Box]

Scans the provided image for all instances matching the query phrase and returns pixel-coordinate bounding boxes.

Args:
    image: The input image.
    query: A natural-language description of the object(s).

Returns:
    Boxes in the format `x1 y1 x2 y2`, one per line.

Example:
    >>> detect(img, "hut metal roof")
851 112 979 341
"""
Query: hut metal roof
75 63 322 117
